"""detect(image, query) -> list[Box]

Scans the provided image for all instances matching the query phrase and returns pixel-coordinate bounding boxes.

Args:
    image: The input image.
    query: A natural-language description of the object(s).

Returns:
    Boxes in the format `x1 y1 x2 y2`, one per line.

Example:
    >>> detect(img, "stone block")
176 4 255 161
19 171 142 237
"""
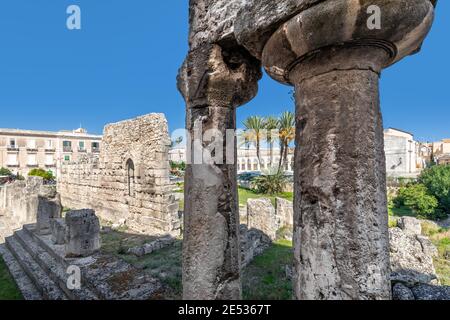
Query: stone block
50 218 66 245
398 217 422 235
247 198 277 241
65 209 101 258
36 188 62 235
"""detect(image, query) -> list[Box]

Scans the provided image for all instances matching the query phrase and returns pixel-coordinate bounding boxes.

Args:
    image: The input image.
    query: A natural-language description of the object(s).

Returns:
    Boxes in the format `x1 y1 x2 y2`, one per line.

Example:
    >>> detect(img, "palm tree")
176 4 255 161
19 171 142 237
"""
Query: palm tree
278 111 295 171
243 116 265 165
264 116 279 168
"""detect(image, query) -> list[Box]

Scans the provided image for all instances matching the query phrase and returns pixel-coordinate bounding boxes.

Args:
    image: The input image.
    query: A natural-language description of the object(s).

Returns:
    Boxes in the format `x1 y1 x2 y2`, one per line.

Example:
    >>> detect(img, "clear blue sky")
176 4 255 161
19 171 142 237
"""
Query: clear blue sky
0 0 448 142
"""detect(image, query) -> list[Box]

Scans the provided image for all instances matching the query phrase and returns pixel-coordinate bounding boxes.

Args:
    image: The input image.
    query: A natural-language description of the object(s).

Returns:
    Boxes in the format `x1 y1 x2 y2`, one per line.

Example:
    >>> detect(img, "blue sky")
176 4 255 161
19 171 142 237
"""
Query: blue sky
0 0 448 142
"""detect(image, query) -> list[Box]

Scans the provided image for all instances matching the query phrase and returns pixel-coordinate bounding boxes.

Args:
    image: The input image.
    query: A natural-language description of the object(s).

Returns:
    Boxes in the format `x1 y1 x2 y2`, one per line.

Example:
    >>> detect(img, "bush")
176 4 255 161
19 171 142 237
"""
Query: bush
252 170 287 195
394 184 441 219
420 165 450 214
28 169 54 181
0 167 12 176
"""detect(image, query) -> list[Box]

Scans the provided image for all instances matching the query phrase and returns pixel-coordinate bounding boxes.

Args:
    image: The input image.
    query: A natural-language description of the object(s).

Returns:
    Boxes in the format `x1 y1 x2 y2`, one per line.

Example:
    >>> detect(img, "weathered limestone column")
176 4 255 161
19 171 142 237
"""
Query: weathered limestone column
178 1 261 300
262 0 436 300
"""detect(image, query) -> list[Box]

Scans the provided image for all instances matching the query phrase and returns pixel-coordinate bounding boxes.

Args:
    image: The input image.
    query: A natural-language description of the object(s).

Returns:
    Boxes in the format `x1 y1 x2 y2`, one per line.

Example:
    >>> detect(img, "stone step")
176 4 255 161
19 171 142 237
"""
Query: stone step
21 224 163 300
5 235 68 300
0 244 42 300
14 228 99 300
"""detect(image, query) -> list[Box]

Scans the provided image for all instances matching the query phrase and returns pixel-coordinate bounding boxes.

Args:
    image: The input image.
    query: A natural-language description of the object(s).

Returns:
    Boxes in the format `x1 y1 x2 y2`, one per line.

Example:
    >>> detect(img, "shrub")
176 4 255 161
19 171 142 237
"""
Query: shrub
394 184 440 219
420 165 450 214
28 168 54 181
0 167 12 176
252 170 287 195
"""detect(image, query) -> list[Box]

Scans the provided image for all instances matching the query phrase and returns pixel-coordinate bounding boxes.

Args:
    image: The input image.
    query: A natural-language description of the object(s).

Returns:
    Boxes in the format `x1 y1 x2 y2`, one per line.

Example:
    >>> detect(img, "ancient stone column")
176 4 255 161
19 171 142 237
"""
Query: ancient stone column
177 1 261 300
262 0 435 300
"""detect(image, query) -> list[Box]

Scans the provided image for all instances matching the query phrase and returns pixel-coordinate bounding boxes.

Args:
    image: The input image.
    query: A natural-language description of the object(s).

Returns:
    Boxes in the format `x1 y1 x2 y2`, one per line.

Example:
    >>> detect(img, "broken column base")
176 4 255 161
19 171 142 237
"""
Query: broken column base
65 209 101 258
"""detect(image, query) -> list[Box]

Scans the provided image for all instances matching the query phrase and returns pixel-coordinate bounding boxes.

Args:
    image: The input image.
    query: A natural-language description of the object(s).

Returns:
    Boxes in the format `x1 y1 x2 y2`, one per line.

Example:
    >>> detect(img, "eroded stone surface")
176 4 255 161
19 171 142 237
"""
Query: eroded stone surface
36 187 62 235
390 227 438 286
58 114 180 235
247 198 277 241
50 218 66 245
65 209 101 258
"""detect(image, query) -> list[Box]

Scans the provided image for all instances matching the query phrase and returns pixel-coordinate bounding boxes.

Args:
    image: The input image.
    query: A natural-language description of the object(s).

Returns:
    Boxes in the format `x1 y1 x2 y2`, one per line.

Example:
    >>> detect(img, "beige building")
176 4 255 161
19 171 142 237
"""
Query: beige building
237 147 295 172
0 128 102 177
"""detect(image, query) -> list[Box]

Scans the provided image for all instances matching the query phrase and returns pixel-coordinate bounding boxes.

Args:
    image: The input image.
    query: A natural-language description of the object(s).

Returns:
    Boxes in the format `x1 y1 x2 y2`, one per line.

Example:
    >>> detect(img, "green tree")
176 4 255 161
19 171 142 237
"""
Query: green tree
28 169 54 181
420 165 450 214
252 169 287 195
264 116 279 168
0 167 12 176
394 184 440 219
243 116 265 165
277 111 295 171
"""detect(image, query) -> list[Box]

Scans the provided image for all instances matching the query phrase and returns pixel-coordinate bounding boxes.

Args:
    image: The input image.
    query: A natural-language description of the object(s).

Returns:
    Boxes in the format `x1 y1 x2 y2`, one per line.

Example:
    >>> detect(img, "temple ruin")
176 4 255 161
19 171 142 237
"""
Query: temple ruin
57 113 180 235
178 0 437 300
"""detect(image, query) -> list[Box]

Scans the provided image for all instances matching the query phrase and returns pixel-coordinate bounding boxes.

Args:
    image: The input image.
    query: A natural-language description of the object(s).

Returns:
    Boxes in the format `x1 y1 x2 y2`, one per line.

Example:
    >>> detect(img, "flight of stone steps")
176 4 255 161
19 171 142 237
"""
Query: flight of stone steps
0 221 165 300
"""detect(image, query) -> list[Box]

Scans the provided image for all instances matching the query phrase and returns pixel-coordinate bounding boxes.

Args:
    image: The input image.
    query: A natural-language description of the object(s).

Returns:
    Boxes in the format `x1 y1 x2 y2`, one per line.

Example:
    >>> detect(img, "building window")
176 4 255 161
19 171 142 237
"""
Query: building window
79 141 85 151
9 138 16 148
126 159 135 197
7 154 18 166
92 142 100 152
64 155 71 162
46 140 53 149
27 154 37 166
45 154 54 166
63 141 72 152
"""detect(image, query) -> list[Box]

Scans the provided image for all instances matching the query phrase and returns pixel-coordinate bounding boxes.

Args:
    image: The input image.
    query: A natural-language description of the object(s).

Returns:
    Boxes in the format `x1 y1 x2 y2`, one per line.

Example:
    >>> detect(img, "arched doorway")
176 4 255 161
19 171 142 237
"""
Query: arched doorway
126 159 135 196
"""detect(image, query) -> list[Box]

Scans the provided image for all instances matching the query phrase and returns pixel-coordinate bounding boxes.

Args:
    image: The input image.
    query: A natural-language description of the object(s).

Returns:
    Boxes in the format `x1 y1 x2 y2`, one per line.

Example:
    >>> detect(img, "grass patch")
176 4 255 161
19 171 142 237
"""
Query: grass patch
388 204 415 217
239 187 293 207
421 222 450 286
0 256 23 300
242 240 293 300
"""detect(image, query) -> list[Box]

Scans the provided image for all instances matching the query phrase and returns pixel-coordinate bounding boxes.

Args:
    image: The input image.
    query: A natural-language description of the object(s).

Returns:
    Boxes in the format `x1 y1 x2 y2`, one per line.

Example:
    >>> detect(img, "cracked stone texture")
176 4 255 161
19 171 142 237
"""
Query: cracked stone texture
390 227 438 286
65 209 101 258
178 0 261 300
291 47 392 300
247 198 277 241
58 114 180 235
36 187 62 236
262 0 435 84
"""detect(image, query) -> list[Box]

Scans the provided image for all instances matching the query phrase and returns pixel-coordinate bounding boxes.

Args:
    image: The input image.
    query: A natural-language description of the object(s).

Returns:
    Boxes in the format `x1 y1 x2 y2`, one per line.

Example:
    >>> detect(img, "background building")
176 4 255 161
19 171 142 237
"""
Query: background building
0 128 102 177
384 128 425 178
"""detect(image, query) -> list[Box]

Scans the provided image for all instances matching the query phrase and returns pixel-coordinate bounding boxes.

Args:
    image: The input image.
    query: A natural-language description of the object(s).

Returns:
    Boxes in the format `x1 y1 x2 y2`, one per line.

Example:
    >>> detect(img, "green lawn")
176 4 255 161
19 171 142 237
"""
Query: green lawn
0 256 23 300
242 240 293 300
238 187 293 207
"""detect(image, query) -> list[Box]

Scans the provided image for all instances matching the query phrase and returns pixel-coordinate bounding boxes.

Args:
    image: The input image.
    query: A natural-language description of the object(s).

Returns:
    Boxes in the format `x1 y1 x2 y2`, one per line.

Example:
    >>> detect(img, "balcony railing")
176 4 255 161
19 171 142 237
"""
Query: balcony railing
78 148 87 153
27 148 38 153
92 148 100 153
7 146 19 151
63 147 73 153
45 163 56 167
27 164 39 168
45 148 56 153
6 163 19 167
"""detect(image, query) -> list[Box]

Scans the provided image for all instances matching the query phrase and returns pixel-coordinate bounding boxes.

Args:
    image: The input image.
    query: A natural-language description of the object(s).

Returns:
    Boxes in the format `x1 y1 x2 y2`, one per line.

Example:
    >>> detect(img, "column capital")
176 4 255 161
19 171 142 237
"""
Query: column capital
261 0 435 85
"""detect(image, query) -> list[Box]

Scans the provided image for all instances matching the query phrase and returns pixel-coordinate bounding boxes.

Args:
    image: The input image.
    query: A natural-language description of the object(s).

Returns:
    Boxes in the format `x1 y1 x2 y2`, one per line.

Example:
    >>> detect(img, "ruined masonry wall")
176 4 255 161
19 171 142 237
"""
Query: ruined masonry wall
57 114 180 235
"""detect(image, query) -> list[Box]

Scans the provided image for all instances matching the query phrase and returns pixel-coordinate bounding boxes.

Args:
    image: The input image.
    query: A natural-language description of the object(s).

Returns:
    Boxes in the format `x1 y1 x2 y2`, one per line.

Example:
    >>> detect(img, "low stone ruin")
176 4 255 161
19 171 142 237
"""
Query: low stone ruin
391 217 449 300
65 209 101 258
36 187 62 236
127 235 176 257
58 114 180 236
0 179 165 300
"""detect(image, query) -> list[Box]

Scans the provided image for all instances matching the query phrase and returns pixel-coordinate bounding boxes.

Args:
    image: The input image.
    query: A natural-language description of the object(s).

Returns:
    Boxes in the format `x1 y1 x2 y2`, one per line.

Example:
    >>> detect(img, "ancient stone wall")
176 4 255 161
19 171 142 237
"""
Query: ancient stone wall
0 176 50 225
57 114 180 235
